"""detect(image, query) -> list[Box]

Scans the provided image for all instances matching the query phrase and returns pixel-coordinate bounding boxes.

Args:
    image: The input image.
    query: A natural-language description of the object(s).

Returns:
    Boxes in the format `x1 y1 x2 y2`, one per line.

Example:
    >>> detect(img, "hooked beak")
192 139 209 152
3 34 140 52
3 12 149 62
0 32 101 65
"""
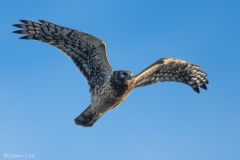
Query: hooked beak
127 75 132 80
126 73 133 80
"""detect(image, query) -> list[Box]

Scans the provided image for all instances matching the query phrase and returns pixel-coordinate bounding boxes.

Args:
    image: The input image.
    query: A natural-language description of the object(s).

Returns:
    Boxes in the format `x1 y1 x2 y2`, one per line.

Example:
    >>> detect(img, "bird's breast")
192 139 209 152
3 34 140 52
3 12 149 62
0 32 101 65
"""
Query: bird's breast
90 79 134 112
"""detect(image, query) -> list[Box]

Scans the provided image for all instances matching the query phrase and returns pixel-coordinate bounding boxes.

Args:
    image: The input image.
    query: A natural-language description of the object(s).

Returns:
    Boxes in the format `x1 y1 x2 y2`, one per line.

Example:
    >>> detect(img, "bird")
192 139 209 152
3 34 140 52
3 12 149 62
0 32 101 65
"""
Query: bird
13 19 209 127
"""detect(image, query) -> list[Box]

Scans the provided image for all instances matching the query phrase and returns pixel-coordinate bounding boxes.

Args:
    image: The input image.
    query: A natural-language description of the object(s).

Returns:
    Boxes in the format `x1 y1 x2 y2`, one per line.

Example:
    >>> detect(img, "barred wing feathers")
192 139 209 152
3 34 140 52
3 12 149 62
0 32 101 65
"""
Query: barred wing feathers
13 20 112 90
134 58 208 93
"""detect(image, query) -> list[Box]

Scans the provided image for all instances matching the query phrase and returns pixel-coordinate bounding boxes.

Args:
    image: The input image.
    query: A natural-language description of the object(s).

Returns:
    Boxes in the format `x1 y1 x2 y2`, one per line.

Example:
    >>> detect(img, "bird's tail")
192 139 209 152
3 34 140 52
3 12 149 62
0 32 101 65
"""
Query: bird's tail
74 105 103 127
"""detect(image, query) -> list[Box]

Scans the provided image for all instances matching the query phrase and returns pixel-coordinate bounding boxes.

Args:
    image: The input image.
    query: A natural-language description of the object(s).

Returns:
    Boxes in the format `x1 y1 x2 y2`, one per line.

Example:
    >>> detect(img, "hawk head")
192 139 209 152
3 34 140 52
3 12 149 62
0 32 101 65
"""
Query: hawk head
115 70 134 85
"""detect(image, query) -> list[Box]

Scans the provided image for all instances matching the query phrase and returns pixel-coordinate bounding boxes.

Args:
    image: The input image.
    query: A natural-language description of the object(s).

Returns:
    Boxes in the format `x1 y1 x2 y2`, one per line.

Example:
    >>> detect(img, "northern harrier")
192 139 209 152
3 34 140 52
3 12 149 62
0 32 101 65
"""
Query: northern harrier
13 20 208 127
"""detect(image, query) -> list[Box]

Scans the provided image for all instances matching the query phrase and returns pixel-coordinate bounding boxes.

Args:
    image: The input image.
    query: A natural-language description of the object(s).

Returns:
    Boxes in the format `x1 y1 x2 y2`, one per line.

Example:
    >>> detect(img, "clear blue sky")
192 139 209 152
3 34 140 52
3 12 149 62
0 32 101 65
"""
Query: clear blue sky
1 0 240 160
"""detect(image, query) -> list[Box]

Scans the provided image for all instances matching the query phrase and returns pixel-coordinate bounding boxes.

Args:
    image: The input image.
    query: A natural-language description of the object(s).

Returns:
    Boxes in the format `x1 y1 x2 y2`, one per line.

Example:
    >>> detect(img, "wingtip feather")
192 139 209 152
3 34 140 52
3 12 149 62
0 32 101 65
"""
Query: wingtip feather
38 19 45 24
12 24 22 28
199 84 207 90
19 20 28 24
205 79 209 84
19 35 34 40
12 30 24 34
193 87 200 93
19 36 29 39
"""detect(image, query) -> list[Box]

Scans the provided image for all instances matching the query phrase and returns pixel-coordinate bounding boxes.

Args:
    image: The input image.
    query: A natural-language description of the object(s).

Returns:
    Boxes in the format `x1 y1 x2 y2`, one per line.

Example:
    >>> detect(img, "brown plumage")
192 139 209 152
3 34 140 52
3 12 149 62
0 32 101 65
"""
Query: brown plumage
13 20 208 127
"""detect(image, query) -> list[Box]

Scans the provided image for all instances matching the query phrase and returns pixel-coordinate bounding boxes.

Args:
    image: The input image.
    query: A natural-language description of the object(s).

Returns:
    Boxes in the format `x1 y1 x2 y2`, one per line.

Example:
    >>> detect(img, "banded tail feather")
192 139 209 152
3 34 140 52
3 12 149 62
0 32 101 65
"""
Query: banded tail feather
74 105 103 127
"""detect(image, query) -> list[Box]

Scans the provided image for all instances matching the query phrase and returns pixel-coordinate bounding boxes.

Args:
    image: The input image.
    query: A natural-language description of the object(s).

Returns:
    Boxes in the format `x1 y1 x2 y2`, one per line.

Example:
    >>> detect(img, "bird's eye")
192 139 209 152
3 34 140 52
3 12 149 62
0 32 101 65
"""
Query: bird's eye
119 72 126 79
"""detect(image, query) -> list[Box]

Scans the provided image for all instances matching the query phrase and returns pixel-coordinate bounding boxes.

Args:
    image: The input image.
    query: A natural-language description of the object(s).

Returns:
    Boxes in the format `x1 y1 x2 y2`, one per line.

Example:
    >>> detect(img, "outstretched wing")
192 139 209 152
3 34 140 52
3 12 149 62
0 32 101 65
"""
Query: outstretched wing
134 58 208 93
13 20 112 91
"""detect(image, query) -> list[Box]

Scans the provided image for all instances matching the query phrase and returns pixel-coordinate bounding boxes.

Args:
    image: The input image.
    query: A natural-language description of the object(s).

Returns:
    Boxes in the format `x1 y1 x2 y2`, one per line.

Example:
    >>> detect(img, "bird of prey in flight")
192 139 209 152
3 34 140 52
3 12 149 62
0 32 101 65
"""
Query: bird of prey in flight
13 20 208 127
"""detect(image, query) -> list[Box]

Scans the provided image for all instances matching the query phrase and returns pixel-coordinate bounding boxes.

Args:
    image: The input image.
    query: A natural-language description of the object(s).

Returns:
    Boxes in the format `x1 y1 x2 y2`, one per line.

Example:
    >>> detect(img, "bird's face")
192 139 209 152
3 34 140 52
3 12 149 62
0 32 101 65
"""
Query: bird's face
117 71 134 84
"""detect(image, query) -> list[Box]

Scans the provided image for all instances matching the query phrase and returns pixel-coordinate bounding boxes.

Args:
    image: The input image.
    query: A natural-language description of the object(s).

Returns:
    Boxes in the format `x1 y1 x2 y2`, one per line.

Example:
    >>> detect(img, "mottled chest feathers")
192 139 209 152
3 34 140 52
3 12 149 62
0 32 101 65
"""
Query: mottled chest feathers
110 70 135 96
